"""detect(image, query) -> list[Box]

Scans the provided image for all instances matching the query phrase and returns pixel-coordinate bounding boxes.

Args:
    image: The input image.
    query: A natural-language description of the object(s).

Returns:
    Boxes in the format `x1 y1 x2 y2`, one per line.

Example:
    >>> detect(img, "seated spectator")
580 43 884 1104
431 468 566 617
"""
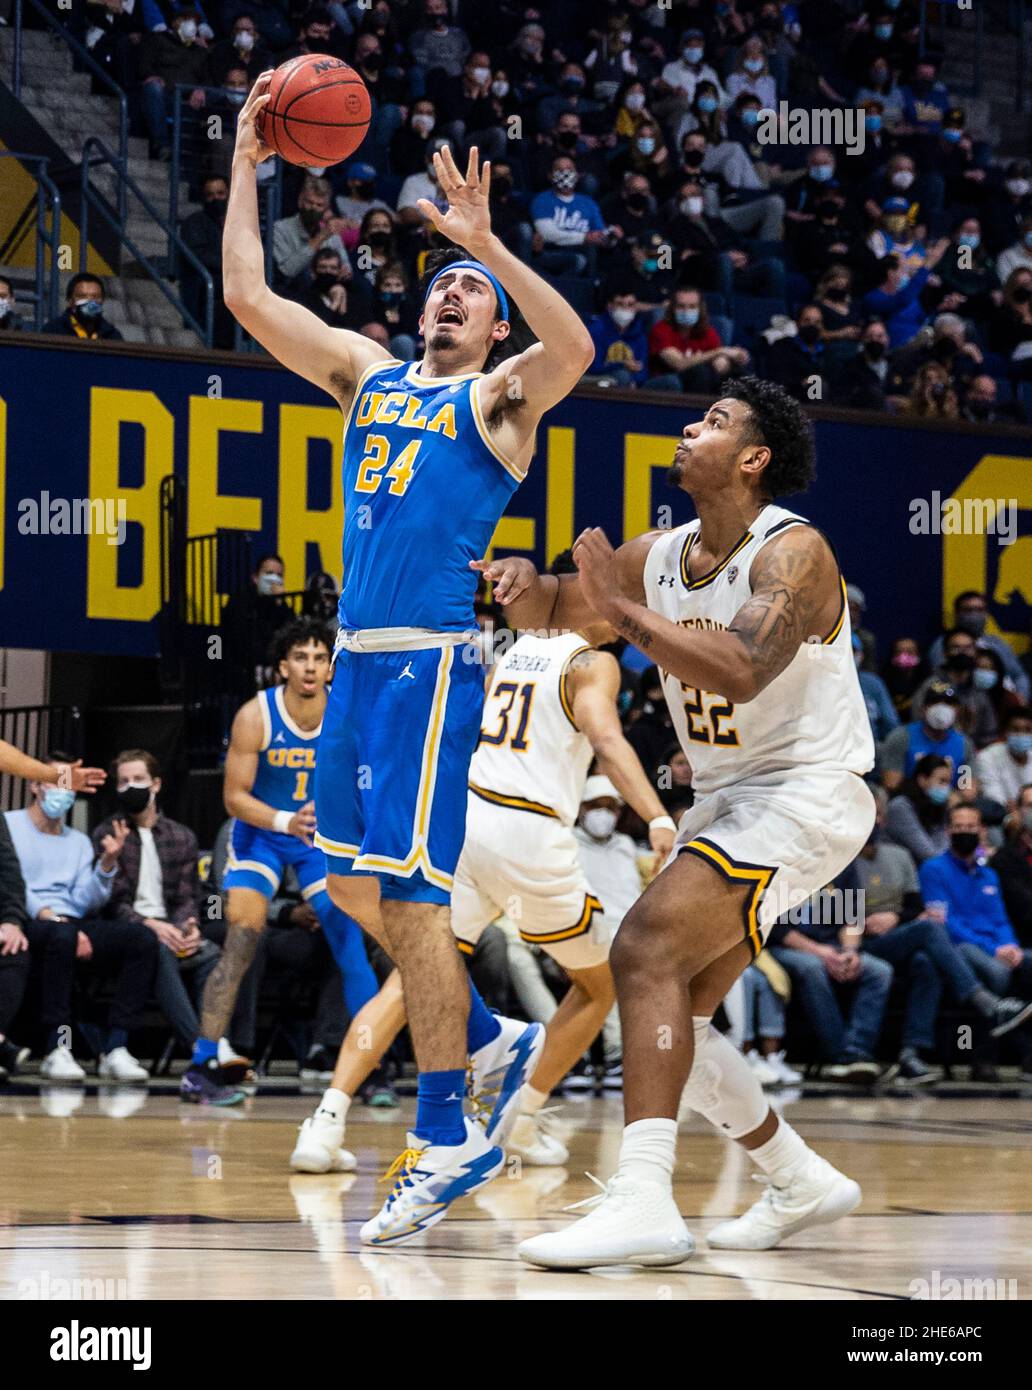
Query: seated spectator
868 197 928 277
0 275 26 332
863 152 931 230
408 0 470 80
0 811 31 1080
732 958 800 1087
961 374 1026 426
613 77 657 144
42 274 123 342
863 243 949 349
997 213 1032 285
813 266 863 341
204 12 271 84
881 683 973 795
993 785 1032 943
657 28 727 119
847 583 878 672
5 755 155 1081
219 552 294 692
973 647 1027 730
333 162 393 244
768 881 891 1082
838 317 892 409
92 749 218 1057
389 102 439 180
530 157 607 279
913 627 997 747
896 360 960 420
599 171 661 250
919 803 1032 1072
368 261 419 359
535 60 601 135
726 34 777 109
582 18 639 105
767 304 833 402
975 709 1032 812
785 148 850 238
586 286 648 388
662 176 784 301
893 312 983 397
984 159 1032 257
680 129 785 243
396 138 451 230
507 22 549 107
179 173 234 349
607 120 673 191
882 635 928 722
925 107 990 210
430 49 506 163
855 55 906 130
486 159 532 262
987 267 1032 374
302 569 338 623
646 286 749 393
295 247 371 328
625 230 678 308
137 6 209 161
854 634 900 744
794 185 870 281
900 55 952 138
927 591 1030 702
531 111 610 198
884 753 956 864
273 176 350 287
935 217 999 322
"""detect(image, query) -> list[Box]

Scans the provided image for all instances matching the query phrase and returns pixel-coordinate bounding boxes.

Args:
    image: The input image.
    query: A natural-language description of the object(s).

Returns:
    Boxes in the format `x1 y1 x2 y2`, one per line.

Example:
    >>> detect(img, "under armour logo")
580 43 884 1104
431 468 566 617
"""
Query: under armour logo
658 575 676 587
399 662 415 681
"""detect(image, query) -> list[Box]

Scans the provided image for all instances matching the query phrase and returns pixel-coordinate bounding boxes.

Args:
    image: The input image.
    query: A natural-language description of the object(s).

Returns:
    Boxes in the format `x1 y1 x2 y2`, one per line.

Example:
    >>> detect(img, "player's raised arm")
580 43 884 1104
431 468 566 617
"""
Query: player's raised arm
0 740 105 793
417 147 595 433
223 699 316 843
571 524 840 705
222 73 391 402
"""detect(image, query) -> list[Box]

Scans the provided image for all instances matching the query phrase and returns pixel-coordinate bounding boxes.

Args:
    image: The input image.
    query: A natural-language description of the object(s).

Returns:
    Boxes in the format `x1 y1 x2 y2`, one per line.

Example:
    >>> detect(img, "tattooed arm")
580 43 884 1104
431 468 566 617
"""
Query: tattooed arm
572 524 841 704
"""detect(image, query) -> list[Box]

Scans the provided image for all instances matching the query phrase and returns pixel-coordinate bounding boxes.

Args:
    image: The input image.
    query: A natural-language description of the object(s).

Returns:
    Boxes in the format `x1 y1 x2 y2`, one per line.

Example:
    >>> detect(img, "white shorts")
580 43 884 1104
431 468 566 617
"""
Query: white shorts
672 767 876 958
452 796 610 971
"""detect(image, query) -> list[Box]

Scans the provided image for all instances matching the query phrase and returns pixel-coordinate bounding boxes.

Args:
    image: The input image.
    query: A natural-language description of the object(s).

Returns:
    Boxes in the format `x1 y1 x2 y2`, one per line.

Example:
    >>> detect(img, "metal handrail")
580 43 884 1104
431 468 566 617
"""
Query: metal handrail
12 0 129 223
0 151 61 328
80 136 215 346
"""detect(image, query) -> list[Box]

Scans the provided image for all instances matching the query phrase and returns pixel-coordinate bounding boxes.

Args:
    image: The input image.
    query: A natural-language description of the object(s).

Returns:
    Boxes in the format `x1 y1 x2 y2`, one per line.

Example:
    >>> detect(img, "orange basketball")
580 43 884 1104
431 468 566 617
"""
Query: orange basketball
257 54 371 168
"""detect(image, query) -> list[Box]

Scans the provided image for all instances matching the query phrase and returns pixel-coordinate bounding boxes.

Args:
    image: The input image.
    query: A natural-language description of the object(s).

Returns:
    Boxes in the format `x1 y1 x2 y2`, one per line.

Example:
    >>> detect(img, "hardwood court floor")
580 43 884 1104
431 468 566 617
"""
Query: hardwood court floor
1 1088 1029 1300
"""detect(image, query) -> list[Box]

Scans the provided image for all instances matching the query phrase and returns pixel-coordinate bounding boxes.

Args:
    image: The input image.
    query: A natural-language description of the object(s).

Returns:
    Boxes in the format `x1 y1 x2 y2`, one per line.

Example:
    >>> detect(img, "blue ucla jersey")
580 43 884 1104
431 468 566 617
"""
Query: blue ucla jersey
338 359 527 633
249 685 321 813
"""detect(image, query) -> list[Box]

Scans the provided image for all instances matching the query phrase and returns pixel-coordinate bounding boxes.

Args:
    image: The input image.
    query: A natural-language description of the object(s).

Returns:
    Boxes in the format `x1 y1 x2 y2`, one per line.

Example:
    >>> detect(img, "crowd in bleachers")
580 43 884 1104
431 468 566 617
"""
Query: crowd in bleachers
4 0 1031 418
1 565 1031 1092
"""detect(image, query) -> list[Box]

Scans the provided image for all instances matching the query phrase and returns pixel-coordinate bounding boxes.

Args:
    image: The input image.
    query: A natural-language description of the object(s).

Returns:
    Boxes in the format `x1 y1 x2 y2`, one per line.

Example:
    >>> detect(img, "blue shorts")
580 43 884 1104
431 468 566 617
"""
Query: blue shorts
313 645 483 905
224 821 328 900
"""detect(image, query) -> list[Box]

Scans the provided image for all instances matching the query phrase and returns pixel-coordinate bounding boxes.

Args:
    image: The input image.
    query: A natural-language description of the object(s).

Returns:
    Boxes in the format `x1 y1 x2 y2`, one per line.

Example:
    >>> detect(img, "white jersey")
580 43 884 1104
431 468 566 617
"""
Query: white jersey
468 631 596 827
642 503 874 796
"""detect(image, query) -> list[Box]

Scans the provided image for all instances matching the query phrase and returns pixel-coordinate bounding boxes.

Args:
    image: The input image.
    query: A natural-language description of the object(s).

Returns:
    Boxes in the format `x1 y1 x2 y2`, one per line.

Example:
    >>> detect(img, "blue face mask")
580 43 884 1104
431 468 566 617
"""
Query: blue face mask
697 95 718 113
1008 733 1032 756
811 164 834 182
683 47 704 64
741 108 760 126
637 137 656 155
958 231 980 249
942 127 962 144
1024 232 1032 249
41 787 76 820
865 113 882 132
926 784 951 806
886 0 901 9
972 667 997 690
74 298 103 318
643 257 659 273
875 24 893 40
675 308 700 327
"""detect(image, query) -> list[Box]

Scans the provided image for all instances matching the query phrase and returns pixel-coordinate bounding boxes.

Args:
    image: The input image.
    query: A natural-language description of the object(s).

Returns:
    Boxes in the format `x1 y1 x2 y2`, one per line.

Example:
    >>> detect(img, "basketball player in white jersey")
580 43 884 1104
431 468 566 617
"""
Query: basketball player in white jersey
480 378 876 1268
289 585 676 1173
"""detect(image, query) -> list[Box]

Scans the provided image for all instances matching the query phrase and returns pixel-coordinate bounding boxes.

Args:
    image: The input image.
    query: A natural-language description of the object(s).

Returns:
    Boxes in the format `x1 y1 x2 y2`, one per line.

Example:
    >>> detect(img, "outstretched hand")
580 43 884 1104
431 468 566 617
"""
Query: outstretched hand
415 145 493 255
235 71 276 166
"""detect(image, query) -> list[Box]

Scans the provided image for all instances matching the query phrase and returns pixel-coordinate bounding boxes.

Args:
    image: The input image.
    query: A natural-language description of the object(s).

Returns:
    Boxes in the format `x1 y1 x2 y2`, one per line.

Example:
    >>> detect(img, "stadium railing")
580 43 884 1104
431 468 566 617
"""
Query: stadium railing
11 0 129 224
0 703 84 811
0 151 61 328
80 136 214 345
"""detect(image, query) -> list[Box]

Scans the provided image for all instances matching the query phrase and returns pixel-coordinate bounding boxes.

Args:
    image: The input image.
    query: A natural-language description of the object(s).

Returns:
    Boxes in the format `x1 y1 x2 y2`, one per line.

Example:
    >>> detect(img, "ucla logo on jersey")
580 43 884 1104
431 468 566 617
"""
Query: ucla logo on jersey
267 746 317 769
354 390 459 440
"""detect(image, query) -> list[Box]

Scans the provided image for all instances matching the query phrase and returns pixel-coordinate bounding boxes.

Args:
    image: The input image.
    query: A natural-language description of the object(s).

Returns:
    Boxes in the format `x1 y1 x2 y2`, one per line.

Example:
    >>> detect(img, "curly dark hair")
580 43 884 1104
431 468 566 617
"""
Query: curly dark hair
722 376 817 498
270 617 333 669
419 247 535 370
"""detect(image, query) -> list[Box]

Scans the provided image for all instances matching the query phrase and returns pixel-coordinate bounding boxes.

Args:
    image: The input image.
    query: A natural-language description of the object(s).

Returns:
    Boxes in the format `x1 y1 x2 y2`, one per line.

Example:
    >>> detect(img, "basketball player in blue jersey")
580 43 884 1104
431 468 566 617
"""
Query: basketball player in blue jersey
224 78 595 1239
180 620 380 1105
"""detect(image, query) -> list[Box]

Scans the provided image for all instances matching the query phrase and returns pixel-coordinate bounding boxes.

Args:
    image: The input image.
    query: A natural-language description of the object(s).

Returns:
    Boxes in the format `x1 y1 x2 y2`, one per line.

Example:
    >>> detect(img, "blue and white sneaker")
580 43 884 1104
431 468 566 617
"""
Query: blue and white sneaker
469 1017 545 1146
359 1118 504 1246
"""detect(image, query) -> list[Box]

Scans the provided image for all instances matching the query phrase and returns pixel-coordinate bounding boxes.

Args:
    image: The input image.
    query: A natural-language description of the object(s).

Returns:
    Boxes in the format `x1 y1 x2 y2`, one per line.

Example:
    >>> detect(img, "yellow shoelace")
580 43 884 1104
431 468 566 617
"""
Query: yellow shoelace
380 1146 422 1196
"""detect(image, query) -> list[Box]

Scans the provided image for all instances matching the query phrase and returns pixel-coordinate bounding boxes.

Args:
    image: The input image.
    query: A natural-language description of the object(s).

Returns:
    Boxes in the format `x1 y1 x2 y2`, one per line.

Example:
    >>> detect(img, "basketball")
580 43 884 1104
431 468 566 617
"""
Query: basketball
256 54 370 168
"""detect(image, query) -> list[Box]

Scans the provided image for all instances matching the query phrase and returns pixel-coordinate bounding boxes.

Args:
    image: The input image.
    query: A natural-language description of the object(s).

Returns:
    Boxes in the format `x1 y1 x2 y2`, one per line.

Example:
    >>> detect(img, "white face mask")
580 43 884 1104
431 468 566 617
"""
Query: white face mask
412 114 435 136
925 702 957 731
682 196 704 216
491 79 509 98
625 92 646 112
178 18 198 42
1006 178 1031 197
891 169 914 189
234 29 255 50
471 66 491 84
582 808 618 840
0 298 11 318
610 306 635 328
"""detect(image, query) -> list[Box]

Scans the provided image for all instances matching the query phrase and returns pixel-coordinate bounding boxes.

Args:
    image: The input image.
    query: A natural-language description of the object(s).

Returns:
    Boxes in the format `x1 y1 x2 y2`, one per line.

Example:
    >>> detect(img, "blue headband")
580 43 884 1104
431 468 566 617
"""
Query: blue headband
424 260 510 323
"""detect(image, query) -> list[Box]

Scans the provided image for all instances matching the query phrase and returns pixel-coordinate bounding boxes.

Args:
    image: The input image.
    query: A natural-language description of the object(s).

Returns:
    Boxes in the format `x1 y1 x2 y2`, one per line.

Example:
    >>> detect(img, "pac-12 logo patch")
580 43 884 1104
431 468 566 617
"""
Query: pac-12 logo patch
727 566 738 584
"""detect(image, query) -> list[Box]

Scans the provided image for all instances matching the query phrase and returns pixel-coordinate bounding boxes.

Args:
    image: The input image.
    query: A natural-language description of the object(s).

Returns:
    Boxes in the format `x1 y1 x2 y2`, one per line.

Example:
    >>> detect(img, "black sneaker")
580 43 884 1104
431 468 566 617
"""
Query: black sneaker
300 1045 334 1083
845 1057 881 1083
0 1037 30 1078
989 997 1032 1039
179 1060 246 1106
894 1052 939 1086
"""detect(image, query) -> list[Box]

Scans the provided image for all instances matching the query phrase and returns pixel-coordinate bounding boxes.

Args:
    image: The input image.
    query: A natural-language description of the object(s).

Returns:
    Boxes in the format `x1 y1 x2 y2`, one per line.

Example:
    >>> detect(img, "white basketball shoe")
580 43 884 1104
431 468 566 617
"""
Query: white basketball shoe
468 1017 545 1146
706 1153 861 1250
518 1173 694 1270
290 1108 358 1174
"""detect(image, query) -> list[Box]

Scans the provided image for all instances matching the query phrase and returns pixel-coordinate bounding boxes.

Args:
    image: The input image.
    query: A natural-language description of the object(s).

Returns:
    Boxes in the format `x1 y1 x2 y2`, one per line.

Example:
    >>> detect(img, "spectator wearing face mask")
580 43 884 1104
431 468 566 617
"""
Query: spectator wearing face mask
599 172 659 248
0 813 31 1081
919 627 1001 754
586 287 649 387
389 101 439 177
784 148 850 237
532 113 610 197
614 78 656 142
582 19 639 106
881 683 973 797
900 58 952 138
408 0 470 79
333 162 392 240
429 49 506 163
302 570 338 623
883 754 954 864
961 374 1025 426
988 267 1032 370
971 648 1026 730
485 159 533 262
843 101 901 188
767 304 833 402
0 276 25 333
294 247 371 329
868 196 927 274
727 35 777 107
813 266 863 340
846 7 906 88
975 710 1032 812
984 159 1032 257
932 217 999 324
661 176 785 300
896 360 960 421
273 176 351 286
856 55 906 129
847 584 878 672
179 173 235 348
996 213 1032 286
853 633 900 746
369 261 419 359
924 108 989 209
795 188 870 280
43 274 123 341
863 154 931 231
281 7 341 62
92 749 219 1058
204 13 270 84
137 6 209 160
927 592 1030 702
993 785 1032 943
396 138 451 230
658 28 727 117
882 636 928 721
219 553 294 693
5 754 154 1082
839 318 893 409
625 666 676 791
646 285 749 393
864 242 949 350
530 157 607 278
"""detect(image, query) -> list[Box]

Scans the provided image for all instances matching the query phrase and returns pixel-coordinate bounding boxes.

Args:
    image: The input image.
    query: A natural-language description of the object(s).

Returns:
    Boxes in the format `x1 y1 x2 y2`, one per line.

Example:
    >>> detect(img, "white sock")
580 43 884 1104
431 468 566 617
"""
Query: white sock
216 1036 235 1065
617 1118 677 1188
520 1084 549 1116
317 1088 350 1124
748 1117 811 1185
